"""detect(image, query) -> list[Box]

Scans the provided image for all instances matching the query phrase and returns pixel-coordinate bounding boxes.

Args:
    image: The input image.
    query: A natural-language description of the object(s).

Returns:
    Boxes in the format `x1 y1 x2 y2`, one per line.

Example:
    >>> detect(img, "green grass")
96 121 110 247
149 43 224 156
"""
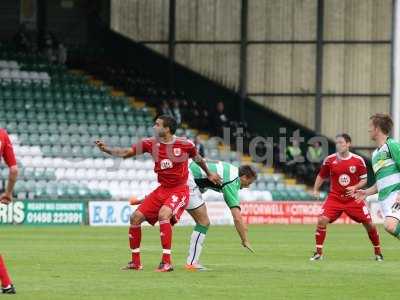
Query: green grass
1 224 399 300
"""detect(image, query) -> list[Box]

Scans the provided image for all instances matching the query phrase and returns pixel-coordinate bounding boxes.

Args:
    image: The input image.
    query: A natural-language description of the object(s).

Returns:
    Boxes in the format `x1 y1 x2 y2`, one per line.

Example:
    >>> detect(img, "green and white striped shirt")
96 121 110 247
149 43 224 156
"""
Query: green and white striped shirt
189 160 241 208
372 138 400 201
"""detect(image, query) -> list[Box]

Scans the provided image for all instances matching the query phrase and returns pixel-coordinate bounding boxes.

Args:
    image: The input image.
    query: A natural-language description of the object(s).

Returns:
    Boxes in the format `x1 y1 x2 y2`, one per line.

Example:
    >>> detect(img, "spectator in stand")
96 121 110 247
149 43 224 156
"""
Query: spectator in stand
194 135 205 157
286 139 307 180
13 24 30 52
57 43 67 65
157 100 173 118
306 141 325 184
212 101 230 137
171 99 182 125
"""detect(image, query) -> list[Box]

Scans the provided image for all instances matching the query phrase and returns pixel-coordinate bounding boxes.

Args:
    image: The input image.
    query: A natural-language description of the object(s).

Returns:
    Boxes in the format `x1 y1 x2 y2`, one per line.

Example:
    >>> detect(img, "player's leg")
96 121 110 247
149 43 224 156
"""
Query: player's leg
157 204 174 271
362 222 383 260
124 210 146 270
123 189 161 270
344 201 383 260
156 185 190 272
186 204 210 269
0 255 15 294
185 182 210 269
380 191 400 238
311 197 342 260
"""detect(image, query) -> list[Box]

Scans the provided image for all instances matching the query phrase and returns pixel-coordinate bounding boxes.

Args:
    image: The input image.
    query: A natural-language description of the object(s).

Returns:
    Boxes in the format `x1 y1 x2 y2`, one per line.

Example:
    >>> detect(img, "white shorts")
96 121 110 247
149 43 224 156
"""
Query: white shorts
379 191 400 220
186 173 205 210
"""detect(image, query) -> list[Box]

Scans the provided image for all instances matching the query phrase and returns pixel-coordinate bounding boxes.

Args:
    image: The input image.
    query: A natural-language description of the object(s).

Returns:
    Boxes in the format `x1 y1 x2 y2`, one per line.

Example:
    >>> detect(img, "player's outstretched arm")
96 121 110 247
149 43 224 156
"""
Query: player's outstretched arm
95 140 136 159
193 154 222 185
355 183 378 202
230 207 255 253
345 178 368 197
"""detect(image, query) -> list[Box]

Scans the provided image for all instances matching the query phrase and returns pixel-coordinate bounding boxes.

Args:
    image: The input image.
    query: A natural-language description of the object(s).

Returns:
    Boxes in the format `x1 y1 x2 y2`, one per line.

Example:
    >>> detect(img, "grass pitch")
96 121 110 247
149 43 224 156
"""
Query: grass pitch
1 224 399 300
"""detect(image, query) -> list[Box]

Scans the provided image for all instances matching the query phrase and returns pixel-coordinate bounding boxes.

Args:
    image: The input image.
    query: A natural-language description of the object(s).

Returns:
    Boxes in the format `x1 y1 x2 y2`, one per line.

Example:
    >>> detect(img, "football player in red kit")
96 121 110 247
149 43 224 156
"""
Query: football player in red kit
95 115 221 272
310 133 383 261
0 128 19 294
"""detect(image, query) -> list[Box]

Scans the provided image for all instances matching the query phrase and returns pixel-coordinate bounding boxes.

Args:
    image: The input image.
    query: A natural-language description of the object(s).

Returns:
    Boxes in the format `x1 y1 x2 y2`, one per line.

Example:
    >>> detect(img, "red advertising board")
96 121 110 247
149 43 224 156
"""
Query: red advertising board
241 201 357 224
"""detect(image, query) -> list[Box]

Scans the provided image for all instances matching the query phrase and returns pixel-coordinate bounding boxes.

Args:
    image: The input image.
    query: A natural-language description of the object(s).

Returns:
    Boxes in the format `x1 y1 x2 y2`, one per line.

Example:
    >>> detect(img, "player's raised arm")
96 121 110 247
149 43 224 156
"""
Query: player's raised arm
230 207 254 253
0 130 18 205
193 154 222 185
95 140 136 159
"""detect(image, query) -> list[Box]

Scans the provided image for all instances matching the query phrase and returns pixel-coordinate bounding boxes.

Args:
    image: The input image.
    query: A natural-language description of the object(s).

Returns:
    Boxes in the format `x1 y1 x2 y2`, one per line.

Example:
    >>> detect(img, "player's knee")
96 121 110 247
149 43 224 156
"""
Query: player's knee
158 206 172 221
384 221 397 235
131 211 143 225
198 217 210 227
317 216 329 227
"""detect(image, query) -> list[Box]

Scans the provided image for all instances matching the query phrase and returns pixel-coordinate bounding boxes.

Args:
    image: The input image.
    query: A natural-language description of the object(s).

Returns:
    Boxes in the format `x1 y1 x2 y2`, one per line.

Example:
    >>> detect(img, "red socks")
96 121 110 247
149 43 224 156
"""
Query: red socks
159 220 172 264
0 255 12 288
129 225 142 266
367 227 382 255
315 225 327 255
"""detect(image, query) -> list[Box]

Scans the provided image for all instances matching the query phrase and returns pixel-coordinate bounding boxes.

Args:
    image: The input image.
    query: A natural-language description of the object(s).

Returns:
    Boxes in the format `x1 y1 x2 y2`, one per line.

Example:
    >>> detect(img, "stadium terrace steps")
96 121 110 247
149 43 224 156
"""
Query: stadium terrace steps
0 44 316 202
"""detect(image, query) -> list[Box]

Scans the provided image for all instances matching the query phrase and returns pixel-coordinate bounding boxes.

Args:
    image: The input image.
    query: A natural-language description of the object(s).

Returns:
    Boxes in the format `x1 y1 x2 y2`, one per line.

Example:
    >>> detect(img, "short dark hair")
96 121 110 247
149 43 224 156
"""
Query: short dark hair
336 133 352 143
239 165 257 179
157 115 178 134
370 113 393 135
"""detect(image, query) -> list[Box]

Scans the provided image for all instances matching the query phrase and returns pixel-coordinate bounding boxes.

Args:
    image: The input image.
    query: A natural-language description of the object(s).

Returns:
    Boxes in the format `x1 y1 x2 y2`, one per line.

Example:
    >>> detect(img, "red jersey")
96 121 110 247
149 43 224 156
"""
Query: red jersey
131 136 197 187
319 152 367 200
0 128 17 168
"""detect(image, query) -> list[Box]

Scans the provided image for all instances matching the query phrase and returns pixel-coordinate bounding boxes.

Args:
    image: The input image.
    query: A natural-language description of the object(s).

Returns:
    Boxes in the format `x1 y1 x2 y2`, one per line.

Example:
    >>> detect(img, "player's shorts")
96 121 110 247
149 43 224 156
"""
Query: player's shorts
379 191 400 220
320 194 372 224
137 184 189 226
186 172 205 210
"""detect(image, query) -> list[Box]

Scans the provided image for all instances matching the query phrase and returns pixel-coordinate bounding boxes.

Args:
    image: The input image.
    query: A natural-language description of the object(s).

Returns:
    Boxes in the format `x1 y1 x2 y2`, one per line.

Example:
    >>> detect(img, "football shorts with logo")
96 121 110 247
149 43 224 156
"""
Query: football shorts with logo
138 184 190 225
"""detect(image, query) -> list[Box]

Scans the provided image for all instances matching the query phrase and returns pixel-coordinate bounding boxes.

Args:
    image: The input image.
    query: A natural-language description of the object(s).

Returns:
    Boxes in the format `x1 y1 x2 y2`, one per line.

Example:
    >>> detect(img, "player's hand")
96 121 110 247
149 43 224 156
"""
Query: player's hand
345 186 357 197
313 189 320 200
208 172 222 186
129 195 144 206
392 193 400 210
95 140 109 153
242 240 255 253
0 192 12 205
354 189 367 203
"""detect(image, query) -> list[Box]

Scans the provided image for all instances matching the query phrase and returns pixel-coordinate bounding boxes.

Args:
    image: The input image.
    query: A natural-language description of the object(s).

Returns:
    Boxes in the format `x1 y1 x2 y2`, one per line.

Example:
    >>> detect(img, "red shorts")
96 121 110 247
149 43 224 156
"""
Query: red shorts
320 194 372 224
137 184 189 226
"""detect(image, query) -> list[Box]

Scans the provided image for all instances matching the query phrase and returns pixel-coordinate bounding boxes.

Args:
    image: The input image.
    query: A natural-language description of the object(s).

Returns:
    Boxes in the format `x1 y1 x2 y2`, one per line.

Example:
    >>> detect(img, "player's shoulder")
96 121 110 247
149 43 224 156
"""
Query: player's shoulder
350 152 366 165
174 136 195 147
0 128 8 139
322 153 336 164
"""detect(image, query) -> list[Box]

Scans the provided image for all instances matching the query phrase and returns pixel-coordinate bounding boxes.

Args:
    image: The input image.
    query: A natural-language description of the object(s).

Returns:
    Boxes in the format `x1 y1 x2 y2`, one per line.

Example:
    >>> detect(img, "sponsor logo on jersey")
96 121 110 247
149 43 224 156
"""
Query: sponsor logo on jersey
338 174 351 186
349 166 357 174
160 159 173 170
173 148 182 156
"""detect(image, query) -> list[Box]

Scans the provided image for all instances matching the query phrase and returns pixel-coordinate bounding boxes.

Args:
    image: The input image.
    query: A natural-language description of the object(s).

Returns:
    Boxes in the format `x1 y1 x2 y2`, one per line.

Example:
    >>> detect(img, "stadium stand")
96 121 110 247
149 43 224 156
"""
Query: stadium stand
0 42 320 202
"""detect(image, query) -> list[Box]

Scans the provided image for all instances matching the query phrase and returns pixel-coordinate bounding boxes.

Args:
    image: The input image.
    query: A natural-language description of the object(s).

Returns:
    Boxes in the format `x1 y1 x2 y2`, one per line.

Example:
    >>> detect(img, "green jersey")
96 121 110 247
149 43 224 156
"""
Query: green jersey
189 160 241 208
372 138 400 201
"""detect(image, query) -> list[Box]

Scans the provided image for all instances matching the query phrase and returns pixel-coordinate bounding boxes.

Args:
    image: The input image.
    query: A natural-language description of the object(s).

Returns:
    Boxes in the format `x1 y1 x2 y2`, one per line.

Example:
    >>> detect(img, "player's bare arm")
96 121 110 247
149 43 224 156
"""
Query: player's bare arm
313 175 325 200
345 178 368 197
355 183 378 203
0 165 18 205
95 140 136 159
193 154 222 185
230 207 254 253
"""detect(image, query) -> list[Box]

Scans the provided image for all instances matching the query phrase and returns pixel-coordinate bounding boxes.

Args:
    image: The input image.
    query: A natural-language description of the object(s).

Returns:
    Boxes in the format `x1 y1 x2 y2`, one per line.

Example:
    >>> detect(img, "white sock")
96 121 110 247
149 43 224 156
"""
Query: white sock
186 230 207 265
